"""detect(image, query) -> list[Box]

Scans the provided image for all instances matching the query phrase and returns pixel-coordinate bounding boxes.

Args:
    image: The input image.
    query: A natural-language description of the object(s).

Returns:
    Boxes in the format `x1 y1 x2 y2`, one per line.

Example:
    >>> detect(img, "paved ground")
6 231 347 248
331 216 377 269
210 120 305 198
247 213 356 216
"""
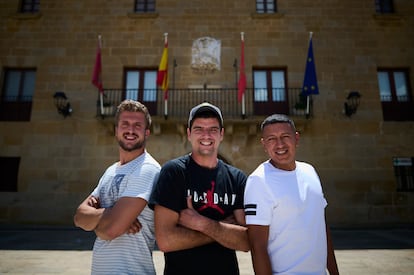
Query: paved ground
0 225 413 274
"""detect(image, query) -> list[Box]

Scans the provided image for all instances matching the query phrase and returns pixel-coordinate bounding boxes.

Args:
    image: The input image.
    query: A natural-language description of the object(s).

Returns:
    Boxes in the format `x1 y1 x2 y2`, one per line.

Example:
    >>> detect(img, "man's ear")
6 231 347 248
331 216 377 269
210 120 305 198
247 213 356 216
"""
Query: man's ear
295 131 300 146
187 127 191 139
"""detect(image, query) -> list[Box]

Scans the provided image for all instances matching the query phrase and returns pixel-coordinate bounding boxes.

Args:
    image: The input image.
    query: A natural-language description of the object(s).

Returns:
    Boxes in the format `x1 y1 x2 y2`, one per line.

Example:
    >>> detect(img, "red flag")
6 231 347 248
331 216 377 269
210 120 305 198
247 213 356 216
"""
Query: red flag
238 33 246 102
157 35 169 100
92 39 103 93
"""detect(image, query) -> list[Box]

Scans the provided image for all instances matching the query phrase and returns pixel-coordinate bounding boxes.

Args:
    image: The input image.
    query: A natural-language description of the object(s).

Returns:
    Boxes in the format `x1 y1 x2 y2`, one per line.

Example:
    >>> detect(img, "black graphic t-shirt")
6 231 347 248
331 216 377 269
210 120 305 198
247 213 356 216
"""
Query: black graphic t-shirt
149 154 247 275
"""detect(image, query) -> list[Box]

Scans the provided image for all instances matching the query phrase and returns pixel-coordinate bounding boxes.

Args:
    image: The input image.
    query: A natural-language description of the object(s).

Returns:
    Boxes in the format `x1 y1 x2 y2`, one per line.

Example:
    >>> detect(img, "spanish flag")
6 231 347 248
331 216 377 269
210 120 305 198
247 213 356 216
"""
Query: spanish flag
157 34 169 100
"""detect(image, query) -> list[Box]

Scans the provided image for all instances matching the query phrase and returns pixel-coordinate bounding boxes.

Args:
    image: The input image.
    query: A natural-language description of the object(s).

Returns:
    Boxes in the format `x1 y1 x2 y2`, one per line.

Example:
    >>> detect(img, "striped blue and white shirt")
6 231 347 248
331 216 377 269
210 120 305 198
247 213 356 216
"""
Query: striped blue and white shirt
91 150 160 275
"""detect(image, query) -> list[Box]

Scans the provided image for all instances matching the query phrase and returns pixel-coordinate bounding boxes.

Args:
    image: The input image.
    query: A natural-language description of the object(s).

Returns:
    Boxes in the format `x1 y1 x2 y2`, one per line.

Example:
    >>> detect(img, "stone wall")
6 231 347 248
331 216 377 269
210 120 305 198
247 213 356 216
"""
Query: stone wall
0 0 413 226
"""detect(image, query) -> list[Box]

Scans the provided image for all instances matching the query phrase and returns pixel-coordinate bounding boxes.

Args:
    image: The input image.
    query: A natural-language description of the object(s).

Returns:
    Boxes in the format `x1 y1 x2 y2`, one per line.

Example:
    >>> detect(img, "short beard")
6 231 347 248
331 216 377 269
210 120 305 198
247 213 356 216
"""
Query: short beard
118 139 145 152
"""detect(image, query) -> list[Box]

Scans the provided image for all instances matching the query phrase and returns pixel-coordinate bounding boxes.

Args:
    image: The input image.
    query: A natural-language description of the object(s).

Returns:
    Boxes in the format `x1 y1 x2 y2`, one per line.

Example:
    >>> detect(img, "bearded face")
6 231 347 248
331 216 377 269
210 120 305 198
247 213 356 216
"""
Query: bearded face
115 111 149 153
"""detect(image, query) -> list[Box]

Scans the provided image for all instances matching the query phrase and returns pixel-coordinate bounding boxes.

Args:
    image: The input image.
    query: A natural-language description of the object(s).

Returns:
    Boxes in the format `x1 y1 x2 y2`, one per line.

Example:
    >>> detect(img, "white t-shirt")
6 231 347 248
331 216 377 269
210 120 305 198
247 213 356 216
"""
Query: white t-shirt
244 160 328 275
90 151 160 275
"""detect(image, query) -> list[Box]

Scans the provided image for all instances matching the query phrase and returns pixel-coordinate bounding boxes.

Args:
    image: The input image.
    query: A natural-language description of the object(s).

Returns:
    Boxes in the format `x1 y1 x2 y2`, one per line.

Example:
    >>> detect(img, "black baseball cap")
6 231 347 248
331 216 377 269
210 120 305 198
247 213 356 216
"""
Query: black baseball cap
188 102 224 128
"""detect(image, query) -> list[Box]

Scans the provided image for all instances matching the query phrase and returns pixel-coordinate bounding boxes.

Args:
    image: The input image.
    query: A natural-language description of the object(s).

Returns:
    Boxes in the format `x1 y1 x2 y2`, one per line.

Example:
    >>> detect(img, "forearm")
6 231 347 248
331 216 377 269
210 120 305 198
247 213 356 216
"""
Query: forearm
178 200 250 251
94 218 113 241
156 224 213 252
197 217 250 252
247 225 272 275
74 206 104 231
94 208 115 240
94 207 131 240
326 225 339 274
251 248 272 275
92 197 148 240
95 228 115 240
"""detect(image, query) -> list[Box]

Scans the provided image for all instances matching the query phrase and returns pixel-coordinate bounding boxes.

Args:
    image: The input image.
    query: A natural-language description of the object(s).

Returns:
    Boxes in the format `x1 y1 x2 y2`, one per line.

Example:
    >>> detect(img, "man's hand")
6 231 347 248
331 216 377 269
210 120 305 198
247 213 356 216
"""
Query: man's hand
127 219 142 234
179 197 239 230
178 196 206 232
87 196 100 209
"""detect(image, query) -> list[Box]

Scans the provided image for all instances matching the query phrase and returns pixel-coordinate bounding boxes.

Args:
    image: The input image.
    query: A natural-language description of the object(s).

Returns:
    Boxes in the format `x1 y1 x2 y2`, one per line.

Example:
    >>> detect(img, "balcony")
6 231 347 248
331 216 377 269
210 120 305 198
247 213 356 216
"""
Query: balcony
96 87 313 121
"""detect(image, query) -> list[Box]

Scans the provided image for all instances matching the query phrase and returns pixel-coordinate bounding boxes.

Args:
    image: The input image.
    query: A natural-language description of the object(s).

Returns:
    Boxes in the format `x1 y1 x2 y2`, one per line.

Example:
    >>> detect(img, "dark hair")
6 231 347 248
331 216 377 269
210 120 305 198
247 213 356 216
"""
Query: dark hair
188 102 224 129
260 114 296 132
114 100 151 129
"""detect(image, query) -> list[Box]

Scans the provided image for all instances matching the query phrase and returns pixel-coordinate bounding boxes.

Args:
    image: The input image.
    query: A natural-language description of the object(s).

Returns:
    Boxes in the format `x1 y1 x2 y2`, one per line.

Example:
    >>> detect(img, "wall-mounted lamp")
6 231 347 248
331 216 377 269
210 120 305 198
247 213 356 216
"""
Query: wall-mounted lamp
344 91 361 117
53 92 72 118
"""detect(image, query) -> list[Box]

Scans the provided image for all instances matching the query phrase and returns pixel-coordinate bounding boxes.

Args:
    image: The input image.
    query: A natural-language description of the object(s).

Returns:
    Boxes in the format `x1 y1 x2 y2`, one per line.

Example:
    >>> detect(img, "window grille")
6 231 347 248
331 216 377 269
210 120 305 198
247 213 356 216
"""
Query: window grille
135 0 155 13
375 0 394 14
20 0 40 13
256 0 277 14
393 157 414 192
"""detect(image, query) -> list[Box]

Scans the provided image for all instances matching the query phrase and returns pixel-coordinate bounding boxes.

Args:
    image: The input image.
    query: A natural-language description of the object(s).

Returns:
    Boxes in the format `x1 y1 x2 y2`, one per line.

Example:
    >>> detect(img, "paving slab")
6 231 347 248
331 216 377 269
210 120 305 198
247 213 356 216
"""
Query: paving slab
0 225 413 274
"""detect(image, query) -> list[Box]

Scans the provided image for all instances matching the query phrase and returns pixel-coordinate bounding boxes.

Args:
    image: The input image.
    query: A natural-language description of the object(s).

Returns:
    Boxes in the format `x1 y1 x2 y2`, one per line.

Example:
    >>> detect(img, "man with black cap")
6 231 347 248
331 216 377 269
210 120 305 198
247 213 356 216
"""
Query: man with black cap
150 102 250 275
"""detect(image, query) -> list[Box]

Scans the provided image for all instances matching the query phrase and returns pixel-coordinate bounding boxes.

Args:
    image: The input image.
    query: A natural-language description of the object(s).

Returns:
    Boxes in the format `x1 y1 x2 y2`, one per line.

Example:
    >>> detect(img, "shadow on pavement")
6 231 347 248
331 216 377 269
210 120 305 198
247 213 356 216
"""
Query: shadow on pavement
331 228 414 250
0 226 95 250
1 225 413 251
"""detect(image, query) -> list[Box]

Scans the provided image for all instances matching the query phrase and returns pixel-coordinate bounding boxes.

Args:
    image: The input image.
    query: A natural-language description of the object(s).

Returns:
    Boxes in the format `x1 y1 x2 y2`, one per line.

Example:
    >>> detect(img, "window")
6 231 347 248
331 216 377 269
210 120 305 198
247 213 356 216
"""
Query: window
393 157 414 192
20 0 40 13
0 68 36 121
254 70 285 101
256 0 277 14
375 0 394 14
134 0 155 13
124 68 158 114
252 68 288 115
377 68 414 121
0 157 20 192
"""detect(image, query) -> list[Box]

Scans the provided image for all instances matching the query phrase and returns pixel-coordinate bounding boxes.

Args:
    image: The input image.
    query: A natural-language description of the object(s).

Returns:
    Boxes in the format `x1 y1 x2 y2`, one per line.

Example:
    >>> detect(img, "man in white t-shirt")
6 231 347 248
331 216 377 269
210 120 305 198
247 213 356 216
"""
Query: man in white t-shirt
74 100 161 275
244 114 339 275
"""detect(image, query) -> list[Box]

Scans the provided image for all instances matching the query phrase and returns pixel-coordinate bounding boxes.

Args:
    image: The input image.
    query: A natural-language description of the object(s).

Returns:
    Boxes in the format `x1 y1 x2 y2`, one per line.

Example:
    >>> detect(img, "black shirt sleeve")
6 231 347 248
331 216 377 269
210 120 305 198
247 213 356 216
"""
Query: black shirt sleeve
223 162 247 210
149 156 188 212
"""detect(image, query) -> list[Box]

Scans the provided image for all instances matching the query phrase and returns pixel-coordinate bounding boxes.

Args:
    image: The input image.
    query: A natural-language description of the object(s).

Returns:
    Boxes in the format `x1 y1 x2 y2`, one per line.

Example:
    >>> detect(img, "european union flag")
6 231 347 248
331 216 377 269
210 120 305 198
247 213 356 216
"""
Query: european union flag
302 37 319 96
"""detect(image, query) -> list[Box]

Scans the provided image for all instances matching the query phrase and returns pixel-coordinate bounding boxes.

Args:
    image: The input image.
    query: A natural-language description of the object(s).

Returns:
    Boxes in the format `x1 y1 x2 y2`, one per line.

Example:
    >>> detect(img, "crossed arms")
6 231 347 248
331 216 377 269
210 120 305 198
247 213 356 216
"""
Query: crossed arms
154 196 250 253
73 195 147 240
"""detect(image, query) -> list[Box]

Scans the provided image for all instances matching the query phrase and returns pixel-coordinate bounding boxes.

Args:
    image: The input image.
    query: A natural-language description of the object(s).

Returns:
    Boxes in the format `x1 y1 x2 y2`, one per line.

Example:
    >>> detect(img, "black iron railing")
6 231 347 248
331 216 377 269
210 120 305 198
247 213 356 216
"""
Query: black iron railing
97 88 312 120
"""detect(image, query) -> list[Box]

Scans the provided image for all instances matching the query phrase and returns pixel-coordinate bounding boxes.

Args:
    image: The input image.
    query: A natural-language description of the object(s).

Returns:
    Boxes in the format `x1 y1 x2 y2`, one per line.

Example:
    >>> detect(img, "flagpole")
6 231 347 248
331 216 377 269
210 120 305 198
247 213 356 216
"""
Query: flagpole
98 35 104 115
306 32 312 117
241 32 246 118
163 33 168 119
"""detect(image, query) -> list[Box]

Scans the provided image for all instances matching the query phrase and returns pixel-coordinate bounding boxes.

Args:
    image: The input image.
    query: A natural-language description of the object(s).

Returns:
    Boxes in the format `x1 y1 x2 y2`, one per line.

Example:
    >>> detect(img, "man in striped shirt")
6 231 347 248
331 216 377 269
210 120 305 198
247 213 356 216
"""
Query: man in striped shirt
74 100 161 274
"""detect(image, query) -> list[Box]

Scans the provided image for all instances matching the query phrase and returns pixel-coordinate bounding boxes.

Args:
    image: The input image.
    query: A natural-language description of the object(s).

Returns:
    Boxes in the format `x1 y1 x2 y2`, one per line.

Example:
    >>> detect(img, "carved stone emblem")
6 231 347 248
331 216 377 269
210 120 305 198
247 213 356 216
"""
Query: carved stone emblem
191 37 221 72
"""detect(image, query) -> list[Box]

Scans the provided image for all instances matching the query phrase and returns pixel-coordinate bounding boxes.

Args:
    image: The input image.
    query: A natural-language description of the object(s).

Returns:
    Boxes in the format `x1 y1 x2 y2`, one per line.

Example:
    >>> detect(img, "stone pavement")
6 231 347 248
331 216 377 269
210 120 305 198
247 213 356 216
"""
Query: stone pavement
0 225 413 274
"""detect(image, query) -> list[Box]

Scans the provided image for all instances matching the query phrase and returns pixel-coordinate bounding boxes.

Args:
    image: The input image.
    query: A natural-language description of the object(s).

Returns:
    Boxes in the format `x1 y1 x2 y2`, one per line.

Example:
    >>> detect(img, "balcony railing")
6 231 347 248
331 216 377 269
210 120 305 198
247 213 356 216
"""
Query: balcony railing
97 88 312 120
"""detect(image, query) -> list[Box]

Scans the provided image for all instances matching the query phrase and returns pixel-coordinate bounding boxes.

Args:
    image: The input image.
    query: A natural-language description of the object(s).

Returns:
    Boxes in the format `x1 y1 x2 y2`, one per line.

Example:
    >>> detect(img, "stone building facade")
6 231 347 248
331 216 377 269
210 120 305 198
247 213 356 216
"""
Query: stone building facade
0 0 413 227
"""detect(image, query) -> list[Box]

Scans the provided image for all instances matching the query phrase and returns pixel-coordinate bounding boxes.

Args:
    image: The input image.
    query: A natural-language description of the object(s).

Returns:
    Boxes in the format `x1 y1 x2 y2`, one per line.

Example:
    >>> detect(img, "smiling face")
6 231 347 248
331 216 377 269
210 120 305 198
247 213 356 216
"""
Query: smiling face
187 117 224 166
115 111 149 153
261 122 299 171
